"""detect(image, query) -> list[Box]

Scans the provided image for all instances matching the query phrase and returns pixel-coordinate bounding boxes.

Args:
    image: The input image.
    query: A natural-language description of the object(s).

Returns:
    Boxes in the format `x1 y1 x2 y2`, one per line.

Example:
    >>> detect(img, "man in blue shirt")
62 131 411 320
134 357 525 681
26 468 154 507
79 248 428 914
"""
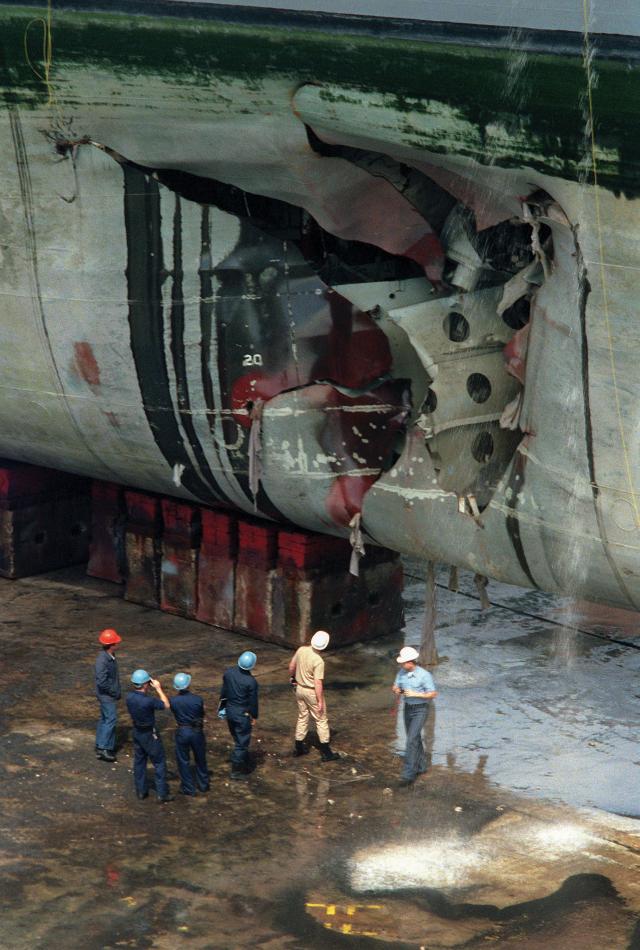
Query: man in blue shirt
94 628 122 762
125 669 173 803
169 672 210 796
220 651 259 780
392 646 438 787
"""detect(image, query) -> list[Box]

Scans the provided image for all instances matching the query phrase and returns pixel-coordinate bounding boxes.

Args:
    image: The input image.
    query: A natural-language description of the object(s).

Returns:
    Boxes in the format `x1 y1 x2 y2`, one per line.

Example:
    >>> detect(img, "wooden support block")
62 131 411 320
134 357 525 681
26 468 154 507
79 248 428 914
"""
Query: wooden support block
237 520 278 565
160 546 199 618
159 502 201 618
0 494 90 579
271 549 403 647
278 529 351 571
196 548 236 629
234 560 277 640
0 458 84 506
200 509 238 556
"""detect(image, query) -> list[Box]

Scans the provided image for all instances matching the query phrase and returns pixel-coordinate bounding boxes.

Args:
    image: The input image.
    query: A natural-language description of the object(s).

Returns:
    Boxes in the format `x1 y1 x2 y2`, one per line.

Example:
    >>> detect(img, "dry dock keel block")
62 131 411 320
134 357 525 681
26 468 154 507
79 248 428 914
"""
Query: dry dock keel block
90 480 403 646
0 459 90 579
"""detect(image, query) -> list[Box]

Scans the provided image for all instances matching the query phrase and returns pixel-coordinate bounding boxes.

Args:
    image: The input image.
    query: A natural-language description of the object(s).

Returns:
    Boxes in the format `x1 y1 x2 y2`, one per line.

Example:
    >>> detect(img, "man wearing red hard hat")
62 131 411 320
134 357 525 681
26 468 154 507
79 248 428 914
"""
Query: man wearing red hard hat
95 628 122 762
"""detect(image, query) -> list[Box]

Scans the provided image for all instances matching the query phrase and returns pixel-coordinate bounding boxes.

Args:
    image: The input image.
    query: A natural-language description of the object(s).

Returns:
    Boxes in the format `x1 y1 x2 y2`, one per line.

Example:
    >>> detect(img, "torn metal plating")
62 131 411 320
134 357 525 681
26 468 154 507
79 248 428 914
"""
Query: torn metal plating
51 134 547 549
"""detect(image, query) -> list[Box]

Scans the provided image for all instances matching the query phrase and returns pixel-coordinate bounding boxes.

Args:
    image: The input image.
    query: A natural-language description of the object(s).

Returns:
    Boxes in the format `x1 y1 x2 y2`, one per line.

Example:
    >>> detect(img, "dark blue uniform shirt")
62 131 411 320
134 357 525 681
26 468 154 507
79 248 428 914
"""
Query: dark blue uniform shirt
95 651 121 700
170 692 205 725
220 667 259 718
126 691 165 728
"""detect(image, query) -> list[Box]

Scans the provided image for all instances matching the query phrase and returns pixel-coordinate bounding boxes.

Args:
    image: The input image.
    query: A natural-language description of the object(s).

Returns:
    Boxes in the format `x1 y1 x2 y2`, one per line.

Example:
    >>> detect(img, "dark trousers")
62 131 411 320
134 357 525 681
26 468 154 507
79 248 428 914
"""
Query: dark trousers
132 729 168 798
402 703 429 780
175 727 209 794
226 711 252 770
96 696 117 752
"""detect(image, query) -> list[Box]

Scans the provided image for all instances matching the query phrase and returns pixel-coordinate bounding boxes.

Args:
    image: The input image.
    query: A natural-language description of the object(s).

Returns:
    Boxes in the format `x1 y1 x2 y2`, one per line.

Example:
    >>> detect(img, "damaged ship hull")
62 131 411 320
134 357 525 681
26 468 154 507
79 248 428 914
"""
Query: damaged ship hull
1 1 640 608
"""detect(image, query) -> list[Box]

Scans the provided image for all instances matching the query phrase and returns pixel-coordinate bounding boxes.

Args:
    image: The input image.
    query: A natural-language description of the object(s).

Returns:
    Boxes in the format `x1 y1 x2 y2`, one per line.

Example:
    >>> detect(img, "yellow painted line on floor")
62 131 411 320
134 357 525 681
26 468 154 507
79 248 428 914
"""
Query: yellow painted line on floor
305 901 384 912
305 900 384 937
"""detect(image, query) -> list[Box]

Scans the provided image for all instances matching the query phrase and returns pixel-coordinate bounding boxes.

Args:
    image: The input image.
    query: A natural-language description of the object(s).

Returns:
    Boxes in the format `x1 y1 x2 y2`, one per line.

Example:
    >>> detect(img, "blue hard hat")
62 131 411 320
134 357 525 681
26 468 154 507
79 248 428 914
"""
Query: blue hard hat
131 669 151 686
238 650 257 671
173 672 192 691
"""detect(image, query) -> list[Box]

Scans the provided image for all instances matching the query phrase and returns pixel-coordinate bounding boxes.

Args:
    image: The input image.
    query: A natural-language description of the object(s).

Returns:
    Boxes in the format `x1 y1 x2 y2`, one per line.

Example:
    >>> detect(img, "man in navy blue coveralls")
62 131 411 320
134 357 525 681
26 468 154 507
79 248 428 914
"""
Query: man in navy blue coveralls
126 670 173 803
94 628 123 762
220 651 259 779
169 672 209 796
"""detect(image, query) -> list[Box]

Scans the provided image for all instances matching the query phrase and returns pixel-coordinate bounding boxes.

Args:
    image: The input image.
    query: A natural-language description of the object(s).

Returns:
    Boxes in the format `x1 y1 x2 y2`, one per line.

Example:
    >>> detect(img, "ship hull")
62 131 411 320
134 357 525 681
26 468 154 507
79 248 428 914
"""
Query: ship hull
1 2 640 607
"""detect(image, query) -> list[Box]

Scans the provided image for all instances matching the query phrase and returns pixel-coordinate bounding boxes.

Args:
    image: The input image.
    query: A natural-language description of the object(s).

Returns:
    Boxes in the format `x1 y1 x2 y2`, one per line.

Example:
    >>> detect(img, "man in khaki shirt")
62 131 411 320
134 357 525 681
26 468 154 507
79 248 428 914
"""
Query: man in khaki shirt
288 630 339 762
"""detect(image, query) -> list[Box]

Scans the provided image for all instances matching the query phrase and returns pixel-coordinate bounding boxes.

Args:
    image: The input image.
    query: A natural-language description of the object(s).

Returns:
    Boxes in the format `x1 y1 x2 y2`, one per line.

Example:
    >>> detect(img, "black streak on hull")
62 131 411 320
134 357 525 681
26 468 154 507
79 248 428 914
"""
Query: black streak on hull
123 165 220 503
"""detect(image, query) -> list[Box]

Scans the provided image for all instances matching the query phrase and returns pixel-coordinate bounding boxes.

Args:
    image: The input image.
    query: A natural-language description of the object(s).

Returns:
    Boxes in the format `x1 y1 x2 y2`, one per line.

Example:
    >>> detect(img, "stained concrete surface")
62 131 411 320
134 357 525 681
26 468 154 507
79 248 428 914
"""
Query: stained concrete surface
1 564 640 949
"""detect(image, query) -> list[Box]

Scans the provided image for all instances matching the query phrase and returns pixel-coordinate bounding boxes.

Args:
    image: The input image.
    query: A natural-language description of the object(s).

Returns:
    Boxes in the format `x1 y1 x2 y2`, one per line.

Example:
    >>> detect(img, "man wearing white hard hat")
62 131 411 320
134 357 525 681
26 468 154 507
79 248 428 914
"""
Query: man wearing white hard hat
288 630 339 762
392 646 438 786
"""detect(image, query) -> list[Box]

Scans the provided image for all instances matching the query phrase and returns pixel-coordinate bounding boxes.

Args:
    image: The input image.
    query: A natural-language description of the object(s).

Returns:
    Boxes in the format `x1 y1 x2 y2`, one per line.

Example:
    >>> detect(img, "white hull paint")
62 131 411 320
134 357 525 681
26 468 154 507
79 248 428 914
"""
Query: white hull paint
1 3 639 608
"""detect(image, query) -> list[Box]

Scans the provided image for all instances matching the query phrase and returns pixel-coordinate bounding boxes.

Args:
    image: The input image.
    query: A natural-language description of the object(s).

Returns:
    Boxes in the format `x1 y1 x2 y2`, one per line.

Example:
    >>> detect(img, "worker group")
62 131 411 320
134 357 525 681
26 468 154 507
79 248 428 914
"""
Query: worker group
95 628 437 801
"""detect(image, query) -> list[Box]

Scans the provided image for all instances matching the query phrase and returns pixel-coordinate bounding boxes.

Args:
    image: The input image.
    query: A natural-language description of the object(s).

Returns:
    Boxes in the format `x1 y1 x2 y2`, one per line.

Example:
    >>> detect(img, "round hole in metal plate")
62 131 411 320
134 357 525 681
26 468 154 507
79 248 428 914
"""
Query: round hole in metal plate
471 431 494 463
502 296 530 330
467 373 492 403
424 389 437 413
444 311 470 343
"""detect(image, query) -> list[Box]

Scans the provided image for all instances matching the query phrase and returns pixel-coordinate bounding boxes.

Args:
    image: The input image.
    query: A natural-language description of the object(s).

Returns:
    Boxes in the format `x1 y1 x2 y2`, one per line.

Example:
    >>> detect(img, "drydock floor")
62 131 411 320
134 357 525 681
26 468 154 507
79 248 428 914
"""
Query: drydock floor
2 564 640 949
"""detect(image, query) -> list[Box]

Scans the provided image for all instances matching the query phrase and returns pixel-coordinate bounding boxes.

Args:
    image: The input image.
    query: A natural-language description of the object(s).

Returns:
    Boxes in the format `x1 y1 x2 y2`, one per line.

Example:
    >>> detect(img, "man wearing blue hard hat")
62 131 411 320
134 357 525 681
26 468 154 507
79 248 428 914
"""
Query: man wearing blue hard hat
219 651 259 779
125 670 173 803
169 672 210 796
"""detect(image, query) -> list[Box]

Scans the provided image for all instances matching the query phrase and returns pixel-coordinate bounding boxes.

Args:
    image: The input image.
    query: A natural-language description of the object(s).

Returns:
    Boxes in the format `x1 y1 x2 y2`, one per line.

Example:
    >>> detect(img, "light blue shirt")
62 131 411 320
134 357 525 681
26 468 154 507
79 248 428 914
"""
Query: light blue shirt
394 665 436 705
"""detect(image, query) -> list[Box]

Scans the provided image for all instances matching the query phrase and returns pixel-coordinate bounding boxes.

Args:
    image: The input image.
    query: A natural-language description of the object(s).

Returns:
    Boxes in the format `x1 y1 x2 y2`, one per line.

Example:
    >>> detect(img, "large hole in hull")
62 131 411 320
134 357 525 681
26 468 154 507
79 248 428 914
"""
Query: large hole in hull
53 135 556 524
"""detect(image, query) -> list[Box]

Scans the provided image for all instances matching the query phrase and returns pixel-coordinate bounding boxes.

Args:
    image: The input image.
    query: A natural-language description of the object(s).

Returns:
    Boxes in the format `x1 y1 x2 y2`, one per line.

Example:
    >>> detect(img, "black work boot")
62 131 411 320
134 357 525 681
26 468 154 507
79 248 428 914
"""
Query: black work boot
97 749 116 762
319 742 340 762
293 740 309 757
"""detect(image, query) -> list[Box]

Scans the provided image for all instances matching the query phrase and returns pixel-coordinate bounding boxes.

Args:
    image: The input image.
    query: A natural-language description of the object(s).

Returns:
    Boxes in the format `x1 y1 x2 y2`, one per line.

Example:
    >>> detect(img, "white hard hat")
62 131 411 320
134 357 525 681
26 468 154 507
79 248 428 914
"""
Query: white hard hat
396 646 420 663
311 630 330 650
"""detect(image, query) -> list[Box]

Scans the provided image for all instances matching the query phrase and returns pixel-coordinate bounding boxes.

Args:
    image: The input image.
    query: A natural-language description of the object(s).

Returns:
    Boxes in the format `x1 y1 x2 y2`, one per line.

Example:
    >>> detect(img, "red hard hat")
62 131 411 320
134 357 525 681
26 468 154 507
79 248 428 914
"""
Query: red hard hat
98 628 122 645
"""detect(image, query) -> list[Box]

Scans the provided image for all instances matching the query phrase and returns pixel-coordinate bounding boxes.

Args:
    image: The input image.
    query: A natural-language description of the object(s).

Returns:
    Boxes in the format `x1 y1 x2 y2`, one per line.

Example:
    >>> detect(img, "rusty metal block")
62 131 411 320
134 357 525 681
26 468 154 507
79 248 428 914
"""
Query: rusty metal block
87 481 126 583
0 494 90 579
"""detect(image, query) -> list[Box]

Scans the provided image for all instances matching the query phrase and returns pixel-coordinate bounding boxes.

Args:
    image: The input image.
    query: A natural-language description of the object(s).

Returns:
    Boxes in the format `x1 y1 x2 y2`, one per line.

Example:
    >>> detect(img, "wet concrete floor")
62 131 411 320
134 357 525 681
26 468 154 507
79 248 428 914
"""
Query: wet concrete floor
2 564 640 948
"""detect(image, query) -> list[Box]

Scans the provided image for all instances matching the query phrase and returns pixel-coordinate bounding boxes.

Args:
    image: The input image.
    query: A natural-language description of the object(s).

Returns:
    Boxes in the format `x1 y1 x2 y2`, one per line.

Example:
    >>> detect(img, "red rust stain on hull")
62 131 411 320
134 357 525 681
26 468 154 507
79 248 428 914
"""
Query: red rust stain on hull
72 342 101 387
